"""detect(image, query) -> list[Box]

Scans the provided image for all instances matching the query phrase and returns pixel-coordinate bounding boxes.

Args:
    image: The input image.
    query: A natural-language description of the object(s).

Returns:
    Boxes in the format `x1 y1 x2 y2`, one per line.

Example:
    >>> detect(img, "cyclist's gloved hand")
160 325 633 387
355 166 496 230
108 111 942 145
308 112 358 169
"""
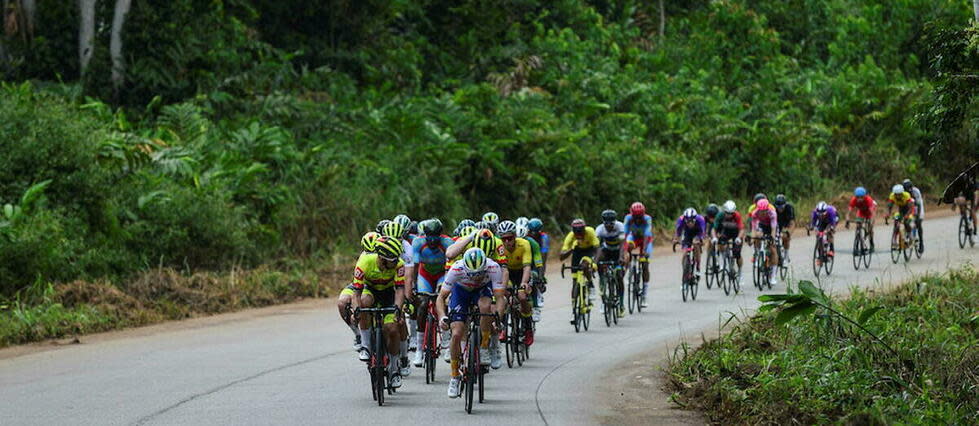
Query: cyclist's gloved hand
734 238 742 245
440 316 450 330
711 238 718 244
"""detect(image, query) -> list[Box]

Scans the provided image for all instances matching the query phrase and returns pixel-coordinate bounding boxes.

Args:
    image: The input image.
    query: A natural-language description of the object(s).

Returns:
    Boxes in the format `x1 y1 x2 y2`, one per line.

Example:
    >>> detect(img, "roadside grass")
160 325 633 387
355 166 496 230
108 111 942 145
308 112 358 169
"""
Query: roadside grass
0 262 344 347
667 267 979 425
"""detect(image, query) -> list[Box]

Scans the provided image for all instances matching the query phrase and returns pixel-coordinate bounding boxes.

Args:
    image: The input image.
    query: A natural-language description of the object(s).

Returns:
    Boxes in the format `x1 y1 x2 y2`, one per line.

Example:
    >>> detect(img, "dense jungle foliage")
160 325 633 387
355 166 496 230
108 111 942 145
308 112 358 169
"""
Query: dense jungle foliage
0 0 977 296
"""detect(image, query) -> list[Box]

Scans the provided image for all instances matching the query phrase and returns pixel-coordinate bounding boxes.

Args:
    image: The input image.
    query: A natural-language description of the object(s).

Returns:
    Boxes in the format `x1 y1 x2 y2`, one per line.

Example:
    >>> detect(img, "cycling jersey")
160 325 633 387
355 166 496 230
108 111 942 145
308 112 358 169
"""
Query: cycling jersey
501 237 533 271
750 206 778 234
352 253 406 292
810 206 839 231
675 215 707 242
596 221 626 250
889 192 913 207
713 211 744 238
412 235 453 294
522 237 544 269
623 214 654 255
400 240 415 267
562 227 600 251
775 203 795 229
849 195 877 219
465 236 508 265
444 259 505 322
909 186 924 219
530 232 550 255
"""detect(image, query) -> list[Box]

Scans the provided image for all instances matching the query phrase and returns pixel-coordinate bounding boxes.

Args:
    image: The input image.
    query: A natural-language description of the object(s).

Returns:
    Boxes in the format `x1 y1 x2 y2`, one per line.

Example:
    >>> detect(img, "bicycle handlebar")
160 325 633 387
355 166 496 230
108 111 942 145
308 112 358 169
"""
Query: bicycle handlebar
560 263 583 279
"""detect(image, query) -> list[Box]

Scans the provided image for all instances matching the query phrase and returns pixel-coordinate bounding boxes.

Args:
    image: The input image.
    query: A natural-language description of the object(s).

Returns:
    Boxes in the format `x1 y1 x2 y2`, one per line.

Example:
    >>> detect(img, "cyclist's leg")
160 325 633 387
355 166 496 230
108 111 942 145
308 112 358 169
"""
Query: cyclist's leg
641 240 652 299
447 285 474 377
477 291 494 350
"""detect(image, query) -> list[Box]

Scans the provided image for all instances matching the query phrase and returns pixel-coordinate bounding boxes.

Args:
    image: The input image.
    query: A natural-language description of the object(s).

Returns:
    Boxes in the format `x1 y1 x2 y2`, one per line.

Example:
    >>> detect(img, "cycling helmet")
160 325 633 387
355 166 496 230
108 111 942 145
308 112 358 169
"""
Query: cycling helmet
892 184 904 195
497 220 517 236
774 194 787 207
393 214 411 228
571 218 586 233
630 202 646 217
754 193 767 202
515 217 529 228
476 220 492 230
756 199 770 210
460 226 477 239
683 208 698 219
381 221 405 239
516 226 529 238
705 203 719 217
527 218 543 232
458 219 476 229
375 219 392 233
421 219 443 236
374 236 404 261
472 229 498 255
361 232 380 253
854 187 867 197
481 212 500 227
601 209 617 224
816 201 829 212
462 248 488 273
902 179 912 191
723 200 737 213
407 221 419 236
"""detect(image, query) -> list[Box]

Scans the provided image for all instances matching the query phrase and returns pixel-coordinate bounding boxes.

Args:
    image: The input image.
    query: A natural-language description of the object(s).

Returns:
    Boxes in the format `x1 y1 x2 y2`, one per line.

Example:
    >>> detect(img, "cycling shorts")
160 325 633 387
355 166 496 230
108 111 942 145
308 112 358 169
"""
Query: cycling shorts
758 223 774 237
814 220 836 232
679 229 702 248
448 285 492 323
416 266 445 295
625 235 653 257
571 248 593 268
717 236 743 258
855 209 874 220
598 247 620 263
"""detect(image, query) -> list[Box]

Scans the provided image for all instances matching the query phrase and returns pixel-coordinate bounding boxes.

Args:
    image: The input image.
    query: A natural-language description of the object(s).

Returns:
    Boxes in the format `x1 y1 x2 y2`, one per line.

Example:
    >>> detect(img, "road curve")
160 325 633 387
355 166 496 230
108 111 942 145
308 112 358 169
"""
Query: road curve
0 215 975 425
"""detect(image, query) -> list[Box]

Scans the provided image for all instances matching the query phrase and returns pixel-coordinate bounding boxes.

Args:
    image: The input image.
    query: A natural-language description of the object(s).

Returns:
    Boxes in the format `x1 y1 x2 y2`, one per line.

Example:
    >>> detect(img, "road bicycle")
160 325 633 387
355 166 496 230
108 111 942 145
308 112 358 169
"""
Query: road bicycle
775 230 789 281
716 238 741 295
500 287 527 368
887 215 917 263
356 306 399 406
957 199 976 249
458 306 497 414
421 297 441 384
704 241 720 290
750 235 774 290
673 242 699 302
597 259 623 326
561 263 592 332
846 219 873 270
808 226 834 277
626 251 646 314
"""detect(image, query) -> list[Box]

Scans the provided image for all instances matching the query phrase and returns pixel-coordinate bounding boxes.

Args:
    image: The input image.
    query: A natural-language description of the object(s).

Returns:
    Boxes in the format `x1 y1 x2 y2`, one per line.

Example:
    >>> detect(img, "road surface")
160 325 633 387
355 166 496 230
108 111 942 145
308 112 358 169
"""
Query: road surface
1 215 975 425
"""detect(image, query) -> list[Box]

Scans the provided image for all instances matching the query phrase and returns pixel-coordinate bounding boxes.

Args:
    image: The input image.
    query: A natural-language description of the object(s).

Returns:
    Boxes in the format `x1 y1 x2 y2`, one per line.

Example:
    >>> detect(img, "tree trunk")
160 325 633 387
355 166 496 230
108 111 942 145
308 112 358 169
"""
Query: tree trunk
658 0 665 40
21 0 33 35
78 0 97 75
110 0 132 90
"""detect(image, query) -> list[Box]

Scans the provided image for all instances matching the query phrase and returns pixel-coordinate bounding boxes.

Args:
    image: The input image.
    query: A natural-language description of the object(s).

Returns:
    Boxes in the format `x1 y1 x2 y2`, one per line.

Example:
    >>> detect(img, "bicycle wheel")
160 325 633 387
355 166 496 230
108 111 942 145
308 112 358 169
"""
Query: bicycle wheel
720 253 731 296
465 327 477 413
890 228 901 263
690 263 699 300
852 229 863 270
914 229 922 259
583 284 591 331
731 261 741 294
627 268 636 314
812 242 822 277
601 273 612 327
513 311 524 367
903 232 912 262
374 327 386 406
823 245 834 276
704 251 715 290
572 284 581 333
503 313 514 368
863 232 873 268
681 258 690 302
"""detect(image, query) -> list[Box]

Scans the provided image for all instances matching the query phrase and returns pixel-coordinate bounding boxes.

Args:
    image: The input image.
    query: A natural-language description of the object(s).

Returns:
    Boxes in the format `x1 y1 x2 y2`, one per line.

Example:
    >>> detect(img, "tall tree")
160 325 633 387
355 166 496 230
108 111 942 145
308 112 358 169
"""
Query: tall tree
110 0 132 90
78 0 96 74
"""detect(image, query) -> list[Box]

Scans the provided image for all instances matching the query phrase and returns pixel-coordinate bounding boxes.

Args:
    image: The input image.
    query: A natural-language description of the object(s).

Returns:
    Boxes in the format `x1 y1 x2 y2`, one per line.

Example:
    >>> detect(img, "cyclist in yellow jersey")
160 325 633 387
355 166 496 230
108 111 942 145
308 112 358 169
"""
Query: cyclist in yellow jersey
349 236 407 388
887 184 917 238
339 232 380 353
560 218 600 302
497 221 536 346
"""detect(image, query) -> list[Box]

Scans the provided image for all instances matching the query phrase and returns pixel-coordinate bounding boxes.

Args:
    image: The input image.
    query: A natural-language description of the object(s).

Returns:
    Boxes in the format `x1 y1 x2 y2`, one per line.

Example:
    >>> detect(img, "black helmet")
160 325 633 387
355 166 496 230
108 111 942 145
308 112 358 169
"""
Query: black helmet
421 219 443 236
902 179 912 191
601 209 616 224
375 219 392 234
774 194 787 207
705 203 719 217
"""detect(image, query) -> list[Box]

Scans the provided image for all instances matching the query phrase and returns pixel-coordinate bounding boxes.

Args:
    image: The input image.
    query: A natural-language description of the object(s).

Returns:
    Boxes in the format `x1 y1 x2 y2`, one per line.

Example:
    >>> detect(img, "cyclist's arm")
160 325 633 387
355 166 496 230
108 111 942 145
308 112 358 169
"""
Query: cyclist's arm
560 232 575 258
445 232 473 259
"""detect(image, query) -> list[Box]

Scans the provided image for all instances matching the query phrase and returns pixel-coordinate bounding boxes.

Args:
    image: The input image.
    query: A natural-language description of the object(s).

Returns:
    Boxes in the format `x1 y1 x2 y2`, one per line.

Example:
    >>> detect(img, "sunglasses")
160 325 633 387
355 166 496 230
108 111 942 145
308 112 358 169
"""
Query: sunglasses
501 236 516 242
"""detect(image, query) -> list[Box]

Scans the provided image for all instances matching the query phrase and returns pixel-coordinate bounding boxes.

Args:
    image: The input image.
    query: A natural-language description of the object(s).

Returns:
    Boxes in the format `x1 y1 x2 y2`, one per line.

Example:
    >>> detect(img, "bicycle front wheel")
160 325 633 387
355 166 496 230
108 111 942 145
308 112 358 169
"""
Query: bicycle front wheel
852 229 863 271
959 216 968 249
812 242 822 277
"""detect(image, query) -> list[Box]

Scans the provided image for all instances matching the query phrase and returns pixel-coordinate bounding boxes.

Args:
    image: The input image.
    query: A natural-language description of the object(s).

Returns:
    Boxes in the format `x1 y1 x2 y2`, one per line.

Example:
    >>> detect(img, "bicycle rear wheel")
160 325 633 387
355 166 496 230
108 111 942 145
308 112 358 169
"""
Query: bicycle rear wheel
720 254 731 296
824 245 834 276
852 229 863 270
627 268 637 314
681 258 691 302
705 251 716 290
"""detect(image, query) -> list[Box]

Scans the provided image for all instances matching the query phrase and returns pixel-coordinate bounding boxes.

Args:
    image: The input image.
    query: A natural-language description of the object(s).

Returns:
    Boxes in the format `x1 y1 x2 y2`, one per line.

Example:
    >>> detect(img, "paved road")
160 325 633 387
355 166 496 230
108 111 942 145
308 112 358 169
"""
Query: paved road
1 215 975 425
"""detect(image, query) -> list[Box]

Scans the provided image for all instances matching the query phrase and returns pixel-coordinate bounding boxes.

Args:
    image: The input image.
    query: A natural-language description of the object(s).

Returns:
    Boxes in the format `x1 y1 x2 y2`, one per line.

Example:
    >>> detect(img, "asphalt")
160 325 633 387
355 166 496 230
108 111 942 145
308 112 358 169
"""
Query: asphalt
0 215 975 425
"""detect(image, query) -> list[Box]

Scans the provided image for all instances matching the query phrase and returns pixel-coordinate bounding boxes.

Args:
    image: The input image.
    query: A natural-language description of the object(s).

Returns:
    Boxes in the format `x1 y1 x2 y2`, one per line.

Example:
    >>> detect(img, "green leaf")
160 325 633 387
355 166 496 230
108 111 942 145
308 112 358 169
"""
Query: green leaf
798 281 828 304
20 180 53 210
775 301 816 325
758 294 808 303
857 306 885 325
3 204 12 219
758 303 779 313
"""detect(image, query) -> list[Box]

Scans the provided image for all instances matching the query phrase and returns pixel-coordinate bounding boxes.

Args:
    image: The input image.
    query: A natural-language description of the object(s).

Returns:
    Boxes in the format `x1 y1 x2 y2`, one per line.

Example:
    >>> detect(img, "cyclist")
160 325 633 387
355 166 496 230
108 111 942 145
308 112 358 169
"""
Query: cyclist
747 193 768 217
749 198 780 286
773 195 796 264
445 228 507 365
960 176 979 235
482 212 500 233
673 208 706 277
437 248 506 398
712 200 745 285
516 217 529 228
703 204 719 256
381 221 416 374
350 236 408 388
903 179 925 252
339 232 379 352
527 218 550 274
623 202 654 308
845 187 877 252
887 184 917 239
809 201 839 261
497 221 536 347
596 209 626 317
560 218 600 320
517 225 546 322
409 219 453 368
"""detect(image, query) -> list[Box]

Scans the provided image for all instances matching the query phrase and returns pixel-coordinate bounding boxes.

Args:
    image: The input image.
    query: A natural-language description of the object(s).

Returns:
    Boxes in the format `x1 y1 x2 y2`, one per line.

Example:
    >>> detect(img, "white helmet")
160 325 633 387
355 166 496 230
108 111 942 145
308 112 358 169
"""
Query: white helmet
515 217 529 228
462 247 488 273
497 220 517 236
516 225 528 238
682 208 698 218
891 184 904 195
723 200 737 213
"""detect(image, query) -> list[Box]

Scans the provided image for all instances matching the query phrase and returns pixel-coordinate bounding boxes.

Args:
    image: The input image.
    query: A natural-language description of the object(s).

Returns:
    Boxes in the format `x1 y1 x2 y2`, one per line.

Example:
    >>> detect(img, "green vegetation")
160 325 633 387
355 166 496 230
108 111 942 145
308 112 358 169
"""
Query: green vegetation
668 268 979 424
1 1 977 343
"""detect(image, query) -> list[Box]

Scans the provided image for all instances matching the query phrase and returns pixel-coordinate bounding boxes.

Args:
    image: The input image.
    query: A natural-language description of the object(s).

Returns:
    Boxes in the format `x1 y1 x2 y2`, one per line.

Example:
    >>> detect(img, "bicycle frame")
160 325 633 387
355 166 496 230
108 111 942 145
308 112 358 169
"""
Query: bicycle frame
561 264 592 332
356 306 399 406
